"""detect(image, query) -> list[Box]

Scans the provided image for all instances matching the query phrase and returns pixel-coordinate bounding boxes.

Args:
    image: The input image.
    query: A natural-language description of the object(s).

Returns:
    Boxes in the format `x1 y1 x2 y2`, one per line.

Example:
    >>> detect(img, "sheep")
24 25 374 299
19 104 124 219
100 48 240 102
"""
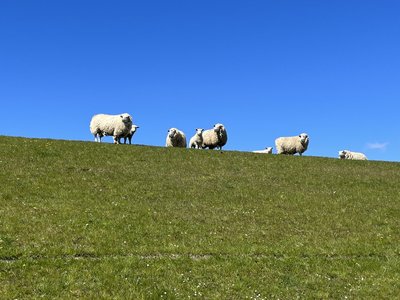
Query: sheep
166 128 187 148
123 125 139 145
90 113 133 144
189 128 204 149
202 123 228 150
275 133 309 156
253 147 273 154
338 150 368 160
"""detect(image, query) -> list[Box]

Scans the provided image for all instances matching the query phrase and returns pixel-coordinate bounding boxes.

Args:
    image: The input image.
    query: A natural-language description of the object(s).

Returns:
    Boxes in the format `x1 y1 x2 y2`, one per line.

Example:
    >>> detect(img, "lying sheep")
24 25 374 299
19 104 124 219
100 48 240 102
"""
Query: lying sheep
275 133 309 156
338 150 368 160
124 125 139 145
189 128 204 149
90 113 133 144
202 123 228 150
253 147 273 154
166 128 187 148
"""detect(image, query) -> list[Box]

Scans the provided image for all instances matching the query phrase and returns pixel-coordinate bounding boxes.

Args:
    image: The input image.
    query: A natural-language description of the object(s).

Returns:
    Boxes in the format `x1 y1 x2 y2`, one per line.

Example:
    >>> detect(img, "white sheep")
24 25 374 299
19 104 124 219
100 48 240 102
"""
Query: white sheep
166 128 187 148
189 128 204 149
90 113 133 144
275 133 309 156
253 147 273 154
202 123 228 150
123 125 139 145
338 150 368 160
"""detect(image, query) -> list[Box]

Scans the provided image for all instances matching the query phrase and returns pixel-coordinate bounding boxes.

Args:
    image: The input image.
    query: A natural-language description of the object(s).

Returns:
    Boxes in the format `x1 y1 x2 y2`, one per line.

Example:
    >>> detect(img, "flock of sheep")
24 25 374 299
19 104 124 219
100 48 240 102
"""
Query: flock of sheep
89 113 368 160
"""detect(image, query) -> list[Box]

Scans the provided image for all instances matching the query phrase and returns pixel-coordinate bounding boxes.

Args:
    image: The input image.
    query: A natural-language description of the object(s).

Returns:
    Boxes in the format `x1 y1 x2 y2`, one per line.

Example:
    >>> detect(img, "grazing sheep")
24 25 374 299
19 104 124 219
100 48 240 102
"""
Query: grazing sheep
166 128 187 148
90 113 133 144
202 123 228 150
338 150 368 160
253 147 273 154
189 128 204 149
275 133 309 156
124 125 139 145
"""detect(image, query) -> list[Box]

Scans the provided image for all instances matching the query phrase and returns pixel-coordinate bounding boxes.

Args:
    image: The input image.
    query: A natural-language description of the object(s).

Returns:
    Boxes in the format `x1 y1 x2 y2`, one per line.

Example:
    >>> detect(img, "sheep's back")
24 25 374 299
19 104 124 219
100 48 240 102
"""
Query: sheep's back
90 114 131 137
202 129 218 147
275 136 300 154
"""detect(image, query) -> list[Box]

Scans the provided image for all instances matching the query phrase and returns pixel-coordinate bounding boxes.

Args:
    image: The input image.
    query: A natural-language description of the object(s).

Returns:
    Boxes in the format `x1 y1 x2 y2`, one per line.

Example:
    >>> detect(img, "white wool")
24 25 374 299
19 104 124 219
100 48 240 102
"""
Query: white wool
166 128 187 148
202 123 228 150
90 113 133 144
338 150 368 160
189 128 204 149
275 133 309 156
253 147 273 154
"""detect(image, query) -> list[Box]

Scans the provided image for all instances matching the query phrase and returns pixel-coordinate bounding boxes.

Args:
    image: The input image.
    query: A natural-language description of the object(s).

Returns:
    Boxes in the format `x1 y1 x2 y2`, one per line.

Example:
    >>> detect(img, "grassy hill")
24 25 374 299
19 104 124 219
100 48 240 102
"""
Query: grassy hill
1 136 399 299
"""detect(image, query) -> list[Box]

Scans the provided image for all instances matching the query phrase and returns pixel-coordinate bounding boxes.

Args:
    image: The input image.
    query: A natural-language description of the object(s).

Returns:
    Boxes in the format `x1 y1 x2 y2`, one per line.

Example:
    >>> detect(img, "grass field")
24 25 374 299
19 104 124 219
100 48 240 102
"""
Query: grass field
1 136 399 299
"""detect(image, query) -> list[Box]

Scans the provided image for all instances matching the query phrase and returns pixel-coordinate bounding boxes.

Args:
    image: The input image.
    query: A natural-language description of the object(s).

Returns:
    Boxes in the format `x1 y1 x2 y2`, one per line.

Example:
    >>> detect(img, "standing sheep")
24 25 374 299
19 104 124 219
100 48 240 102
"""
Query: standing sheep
253 147 273 154
275 133 309 156
124 125 139 145
338 150 368 160
202 123 228 150
189 128 204 149
90 113 133 144
166 128 187 148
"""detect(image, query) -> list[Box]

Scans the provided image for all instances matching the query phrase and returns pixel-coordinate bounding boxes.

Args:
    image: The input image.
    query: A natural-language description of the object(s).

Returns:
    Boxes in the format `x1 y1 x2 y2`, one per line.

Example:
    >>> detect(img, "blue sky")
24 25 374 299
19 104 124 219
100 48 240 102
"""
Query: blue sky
1 1 399 161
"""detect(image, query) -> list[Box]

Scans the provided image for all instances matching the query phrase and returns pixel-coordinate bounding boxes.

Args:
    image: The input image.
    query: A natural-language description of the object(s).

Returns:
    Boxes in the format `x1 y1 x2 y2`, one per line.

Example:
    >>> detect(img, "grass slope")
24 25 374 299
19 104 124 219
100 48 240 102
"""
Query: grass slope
0 136 399 299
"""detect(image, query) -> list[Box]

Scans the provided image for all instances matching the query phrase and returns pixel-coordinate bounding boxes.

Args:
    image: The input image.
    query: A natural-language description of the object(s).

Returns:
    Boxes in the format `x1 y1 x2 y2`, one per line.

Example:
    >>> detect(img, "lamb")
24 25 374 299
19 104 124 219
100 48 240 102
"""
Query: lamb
123 125 139 145
275 133 309 156
202 123 228 150
90 113 133 144
338 150 368 160
189 128 204 149
166 128 187 148
253 147 273 154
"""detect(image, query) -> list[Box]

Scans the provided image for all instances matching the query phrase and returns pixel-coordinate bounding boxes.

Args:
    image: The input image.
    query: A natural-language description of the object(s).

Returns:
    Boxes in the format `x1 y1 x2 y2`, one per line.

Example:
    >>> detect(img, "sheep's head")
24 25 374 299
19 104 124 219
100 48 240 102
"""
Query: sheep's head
168 128 177 138
213 123 225 133
131 125 139 133
299 133 309 145
195 128 204 136
338 150 347 159
120 113 133 125
265 147 273 153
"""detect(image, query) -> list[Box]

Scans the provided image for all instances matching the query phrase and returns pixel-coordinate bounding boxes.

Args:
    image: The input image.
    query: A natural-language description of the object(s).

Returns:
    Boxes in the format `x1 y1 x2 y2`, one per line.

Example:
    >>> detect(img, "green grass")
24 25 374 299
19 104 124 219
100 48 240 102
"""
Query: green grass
1 136 399 299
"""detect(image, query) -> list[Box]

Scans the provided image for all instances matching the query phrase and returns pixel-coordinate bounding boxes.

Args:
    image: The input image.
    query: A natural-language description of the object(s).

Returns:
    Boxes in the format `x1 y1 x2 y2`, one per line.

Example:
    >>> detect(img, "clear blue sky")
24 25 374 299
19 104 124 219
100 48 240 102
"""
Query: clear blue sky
1 1 399 161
